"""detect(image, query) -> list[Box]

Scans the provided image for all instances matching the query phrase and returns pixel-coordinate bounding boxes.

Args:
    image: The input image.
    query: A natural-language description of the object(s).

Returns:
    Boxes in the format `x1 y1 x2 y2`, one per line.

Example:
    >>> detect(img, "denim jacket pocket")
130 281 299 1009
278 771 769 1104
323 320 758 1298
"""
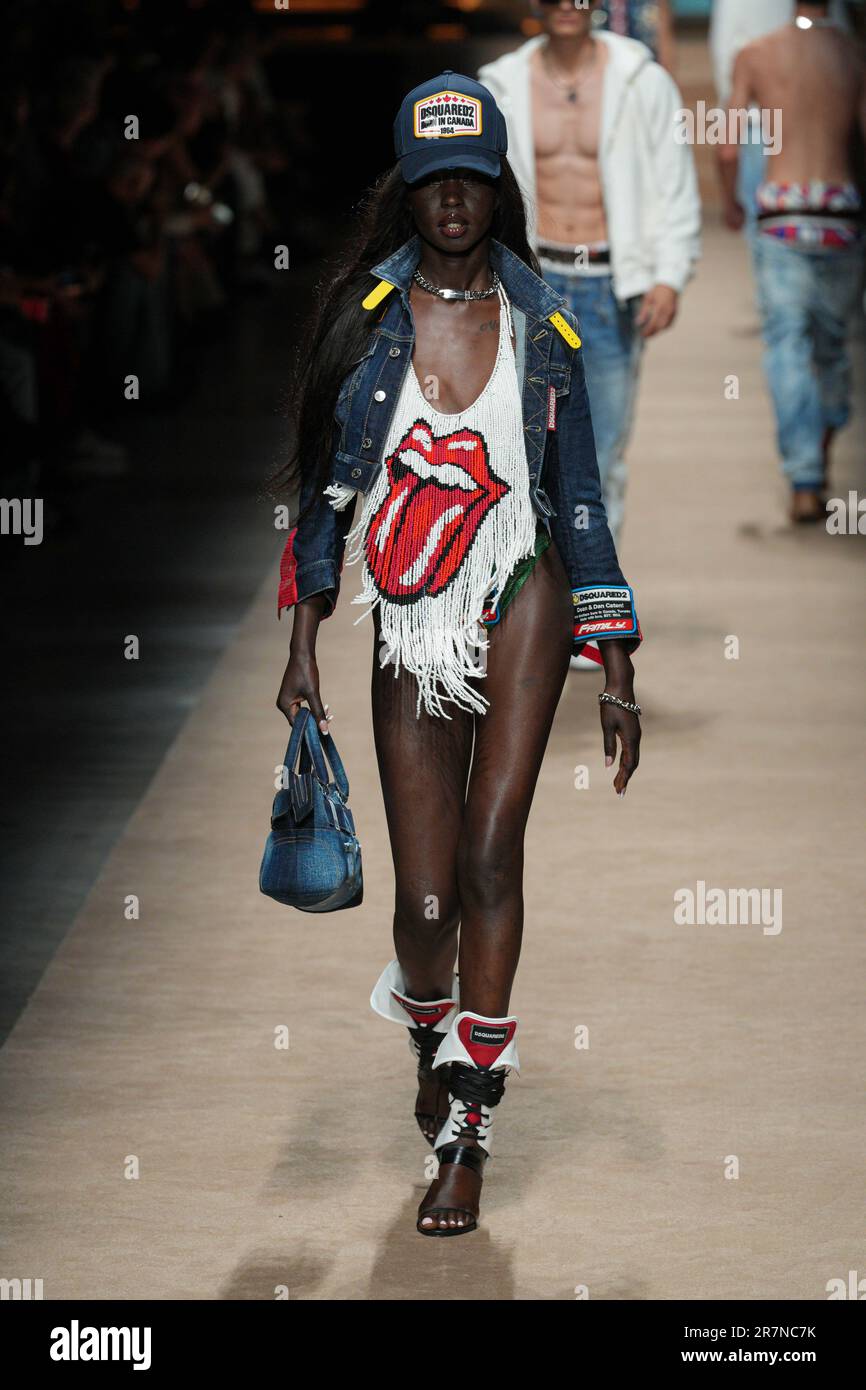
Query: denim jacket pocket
548 361 572 397
332 450 380 493
335 338 379 411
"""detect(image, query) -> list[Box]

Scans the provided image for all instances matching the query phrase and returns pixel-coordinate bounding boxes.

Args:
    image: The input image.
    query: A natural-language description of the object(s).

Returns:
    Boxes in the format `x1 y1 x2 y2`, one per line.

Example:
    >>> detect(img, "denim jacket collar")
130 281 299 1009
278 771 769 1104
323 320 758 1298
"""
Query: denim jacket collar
370 236 565 322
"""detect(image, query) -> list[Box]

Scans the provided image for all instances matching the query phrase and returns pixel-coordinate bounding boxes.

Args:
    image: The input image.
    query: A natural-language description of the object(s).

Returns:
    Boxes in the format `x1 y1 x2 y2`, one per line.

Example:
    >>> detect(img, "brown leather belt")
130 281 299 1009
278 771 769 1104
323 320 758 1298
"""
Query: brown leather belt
537 242 611 266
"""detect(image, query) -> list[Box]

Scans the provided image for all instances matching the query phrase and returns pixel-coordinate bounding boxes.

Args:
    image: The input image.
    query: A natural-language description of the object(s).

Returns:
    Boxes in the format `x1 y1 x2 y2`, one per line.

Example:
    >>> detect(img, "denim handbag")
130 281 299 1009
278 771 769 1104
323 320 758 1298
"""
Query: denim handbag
259 708 363 912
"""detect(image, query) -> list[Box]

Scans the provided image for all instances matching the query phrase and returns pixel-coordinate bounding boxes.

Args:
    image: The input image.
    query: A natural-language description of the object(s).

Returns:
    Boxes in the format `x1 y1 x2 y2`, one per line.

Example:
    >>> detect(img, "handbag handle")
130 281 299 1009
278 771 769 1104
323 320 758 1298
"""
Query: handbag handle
283 708 350 801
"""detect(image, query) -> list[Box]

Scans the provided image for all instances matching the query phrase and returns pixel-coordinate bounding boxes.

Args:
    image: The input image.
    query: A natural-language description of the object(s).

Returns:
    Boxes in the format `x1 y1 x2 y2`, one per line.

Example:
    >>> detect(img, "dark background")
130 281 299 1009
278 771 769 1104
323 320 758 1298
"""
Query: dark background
0 0 566 1041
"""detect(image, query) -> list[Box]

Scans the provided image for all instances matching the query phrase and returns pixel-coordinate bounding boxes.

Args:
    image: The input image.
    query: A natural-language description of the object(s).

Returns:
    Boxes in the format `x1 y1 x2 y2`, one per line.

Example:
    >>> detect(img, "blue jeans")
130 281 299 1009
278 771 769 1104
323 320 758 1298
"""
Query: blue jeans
544 270 643 544
753 235 863 488
738 121 766 253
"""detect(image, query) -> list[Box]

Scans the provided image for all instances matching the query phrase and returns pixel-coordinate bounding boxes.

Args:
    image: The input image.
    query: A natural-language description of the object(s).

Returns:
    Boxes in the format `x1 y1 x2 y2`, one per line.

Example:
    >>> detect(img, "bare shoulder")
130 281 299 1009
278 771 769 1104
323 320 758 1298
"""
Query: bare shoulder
732 33 763 83
729 33 766 99
741 24 791 65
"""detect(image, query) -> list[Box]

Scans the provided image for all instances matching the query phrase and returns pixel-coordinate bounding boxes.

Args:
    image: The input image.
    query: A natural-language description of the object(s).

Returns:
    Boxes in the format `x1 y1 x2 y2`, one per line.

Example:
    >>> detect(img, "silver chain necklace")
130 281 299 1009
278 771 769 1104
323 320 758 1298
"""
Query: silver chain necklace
412 268 501 302
542 36 595 104
542 51 578 104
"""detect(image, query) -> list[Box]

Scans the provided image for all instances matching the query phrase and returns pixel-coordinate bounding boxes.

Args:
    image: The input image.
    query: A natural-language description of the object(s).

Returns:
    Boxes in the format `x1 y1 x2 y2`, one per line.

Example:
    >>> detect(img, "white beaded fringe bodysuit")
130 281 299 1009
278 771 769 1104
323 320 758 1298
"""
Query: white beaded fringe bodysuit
324 282 537 720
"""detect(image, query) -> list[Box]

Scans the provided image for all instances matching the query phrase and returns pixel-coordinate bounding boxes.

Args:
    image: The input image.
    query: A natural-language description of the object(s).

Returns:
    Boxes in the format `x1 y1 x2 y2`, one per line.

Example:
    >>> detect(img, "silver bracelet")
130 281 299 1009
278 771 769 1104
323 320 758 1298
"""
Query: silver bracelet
599 691 642 717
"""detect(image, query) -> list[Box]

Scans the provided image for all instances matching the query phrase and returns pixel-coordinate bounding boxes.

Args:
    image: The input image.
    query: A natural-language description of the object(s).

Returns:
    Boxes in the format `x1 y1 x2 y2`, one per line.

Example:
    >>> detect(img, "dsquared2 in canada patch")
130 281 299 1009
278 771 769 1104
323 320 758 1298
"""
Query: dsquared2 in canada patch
414 91 482 140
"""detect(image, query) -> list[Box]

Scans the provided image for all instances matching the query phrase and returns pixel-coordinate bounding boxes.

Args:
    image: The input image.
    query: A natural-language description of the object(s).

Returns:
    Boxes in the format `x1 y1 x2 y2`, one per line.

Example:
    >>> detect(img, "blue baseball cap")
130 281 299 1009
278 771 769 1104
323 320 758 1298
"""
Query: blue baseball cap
393 70 508 186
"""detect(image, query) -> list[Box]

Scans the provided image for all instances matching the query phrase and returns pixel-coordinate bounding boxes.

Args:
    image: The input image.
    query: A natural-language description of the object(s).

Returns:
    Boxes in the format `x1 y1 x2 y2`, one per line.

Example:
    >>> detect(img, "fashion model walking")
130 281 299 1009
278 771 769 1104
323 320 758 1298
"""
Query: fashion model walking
274 72 642 1235
719 0 866 522
479 0 700 555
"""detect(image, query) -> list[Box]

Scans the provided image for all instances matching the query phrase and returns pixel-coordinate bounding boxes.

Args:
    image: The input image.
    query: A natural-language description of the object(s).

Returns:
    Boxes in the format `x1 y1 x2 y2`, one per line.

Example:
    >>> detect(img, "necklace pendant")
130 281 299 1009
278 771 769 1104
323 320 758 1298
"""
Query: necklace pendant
412 268 501 302
567 91 577 103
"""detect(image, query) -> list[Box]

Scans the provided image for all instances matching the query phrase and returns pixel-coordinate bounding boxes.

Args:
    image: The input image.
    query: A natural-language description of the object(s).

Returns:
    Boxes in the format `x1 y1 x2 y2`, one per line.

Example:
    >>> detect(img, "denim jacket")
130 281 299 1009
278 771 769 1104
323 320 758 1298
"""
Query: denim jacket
278 236 641 657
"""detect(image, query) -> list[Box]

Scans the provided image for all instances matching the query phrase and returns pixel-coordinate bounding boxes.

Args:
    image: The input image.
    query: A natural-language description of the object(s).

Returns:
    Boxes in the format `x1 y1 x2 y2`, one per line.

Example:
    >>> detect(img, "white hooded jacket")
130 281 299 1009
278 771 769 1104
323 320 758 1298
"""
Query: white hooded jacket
478 32 701 303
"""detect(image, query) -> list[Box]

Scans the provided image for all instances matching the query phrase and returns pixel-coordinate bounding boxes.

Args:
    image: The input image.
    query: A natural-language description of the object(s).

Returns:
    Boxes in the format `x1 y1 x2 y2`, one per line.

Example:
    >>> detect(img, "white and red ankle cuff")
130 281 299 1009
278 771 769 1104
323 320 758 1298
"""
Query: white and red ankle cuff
369 958 458 1032
431 1011 520 1073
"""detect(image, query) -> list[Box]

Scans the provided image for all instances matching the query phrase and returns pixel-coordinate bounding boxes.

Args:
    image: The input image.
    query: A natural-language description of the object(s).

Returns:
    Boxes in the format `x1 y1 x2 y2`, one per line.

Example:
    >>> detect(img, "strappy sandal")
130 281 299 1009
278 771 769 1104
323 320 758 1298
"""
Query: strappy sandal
416 1012 520 1238
408 1025 452 1144
370 959 458 1143
417 1137 487 1236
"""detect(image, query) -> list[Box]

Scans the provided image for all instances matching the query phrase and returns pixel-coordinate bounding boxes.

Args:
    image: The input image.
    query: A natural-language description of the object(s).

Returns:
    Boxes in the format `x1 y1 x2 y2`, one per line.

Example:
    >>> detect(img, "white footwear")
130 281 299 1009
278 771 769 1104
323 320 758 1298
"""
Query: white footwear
432 1011 520 1156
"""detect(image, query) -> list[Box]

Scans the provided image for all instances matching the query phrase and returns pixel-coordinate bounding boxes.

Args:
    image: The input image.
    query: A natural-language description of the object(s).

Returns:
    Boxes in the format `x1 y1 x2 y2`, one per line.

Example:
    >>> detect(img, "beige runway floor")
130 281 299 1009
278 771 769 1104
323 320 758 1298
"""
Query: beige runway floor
1 226 864 1301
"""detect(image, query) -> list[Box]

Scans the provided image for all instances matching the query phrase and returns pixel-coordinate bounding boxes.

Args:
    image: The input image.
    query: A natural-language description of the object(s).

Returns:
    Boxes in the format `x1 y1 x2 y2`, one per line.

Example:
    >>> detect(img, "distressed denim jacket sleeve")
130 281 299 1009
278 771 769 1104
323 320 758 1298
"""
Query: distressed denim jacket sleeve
544 308 640 653
276 311 370 621
276 443 358 621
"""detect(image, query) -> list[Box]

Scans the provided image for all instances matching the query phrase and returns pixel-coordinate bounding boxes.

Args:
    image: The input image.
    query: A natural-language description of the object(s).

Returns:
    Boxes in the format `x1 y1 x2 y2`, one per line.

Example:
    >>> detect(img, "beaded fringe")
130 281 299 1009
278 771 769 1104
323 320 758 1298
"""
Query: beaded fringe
323 481 358 512
338 465 536 722
325 284 536 720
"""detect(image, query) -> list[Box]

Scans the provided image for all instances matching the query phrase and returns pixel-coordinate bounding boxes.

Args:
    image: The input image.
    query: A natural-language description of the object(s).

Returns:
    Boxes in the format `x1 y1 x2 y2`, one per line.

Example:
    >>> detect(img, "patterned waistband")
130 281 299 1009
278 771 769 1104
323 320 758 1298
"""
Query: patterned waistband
756 182 864 250
756 180 863 215
758 220 864 250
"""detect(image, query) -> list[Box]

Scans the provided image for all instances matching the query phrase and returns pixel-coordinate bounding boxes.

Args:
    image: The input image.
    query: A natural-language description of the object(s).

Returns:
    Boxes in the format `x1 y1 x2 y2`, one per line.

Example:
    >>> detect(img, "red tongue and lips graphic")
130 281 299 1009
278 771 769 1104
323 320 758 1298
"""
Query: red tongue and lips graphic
365 418 508 601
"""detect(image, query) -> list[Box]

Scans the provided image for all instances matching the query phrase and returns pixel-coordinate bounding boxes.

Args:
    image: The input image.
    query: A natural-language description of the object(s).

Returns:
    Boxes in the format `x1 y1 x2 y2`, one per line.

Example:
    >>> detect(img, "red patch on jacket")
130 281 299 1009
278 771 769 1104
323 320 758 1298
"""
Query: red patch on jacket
277 526 299 616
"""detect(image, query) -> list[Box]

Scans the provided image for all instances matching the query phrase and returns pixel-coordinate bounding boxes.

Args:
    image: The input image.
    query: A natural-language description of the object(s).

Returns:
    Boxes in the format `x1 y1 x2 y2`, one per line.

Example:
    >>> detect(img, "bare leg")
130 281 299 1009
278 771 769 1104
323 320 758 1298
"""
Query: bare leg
458 540 574 1016
371 606 474 1142
371 606 474 999
418 538 573 1229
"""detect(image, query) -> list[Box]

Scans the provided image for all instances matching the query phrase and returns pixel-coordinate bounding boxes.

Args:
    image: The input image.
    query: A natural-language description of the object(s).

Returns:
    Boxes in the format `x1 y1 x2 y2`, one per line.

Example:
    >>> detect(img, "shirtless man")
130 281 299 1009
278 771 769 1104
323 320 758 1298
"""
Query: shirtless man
719 1 866 521
712 1 851 243
479 1 700 574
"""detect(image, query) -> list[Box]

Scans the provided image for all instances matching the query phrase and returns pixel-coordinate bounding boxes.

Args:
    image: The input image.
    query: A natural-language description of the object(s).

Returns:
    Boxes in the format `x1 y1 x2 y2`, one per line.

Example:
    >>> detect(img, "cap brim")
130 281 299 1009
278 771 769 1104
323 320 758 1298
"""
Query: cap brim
400 145 500 187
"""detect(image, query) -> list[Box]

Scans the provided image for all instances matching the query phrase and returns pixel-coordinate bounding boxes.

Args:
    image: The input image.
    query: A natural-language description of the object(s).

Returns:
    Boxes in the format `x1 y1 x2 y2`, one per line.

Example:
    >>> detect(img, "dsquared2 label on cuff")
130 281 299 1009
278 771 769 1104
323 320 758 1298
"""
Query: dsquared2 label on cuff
572 585 638 641
469 1023 510 1047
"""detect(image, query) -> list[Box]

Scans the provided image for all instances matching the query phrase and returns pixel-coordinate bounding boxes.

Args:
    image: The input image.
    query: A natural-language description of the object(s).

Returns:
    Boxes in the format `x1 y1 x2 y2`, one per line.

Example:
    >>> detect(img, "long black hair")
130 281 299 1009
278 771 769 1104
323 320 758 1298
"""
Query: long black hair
269 155 539 527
